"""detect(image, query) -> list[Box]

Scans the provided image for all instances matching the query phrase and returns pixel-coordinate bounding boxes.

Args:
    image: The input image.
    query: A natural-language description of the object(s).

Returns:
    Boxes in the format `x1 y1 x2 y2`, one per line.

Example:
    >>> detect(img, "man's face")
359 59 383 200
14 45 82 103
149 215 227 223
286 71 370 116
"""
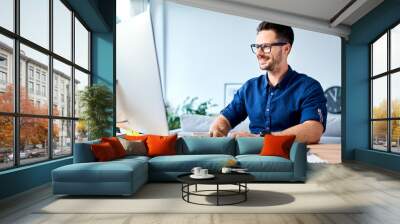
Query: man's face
255 30 290 71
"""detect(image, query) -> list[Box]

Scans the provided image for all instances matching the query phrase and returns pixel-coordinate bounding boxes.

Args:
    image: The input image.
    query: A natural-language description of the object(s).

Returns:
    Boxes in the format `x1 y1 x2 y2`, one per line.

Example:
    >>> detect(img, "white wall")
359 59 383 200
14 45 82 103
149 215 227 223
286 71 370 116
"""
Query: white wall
116 10 168 135
162 2 341 114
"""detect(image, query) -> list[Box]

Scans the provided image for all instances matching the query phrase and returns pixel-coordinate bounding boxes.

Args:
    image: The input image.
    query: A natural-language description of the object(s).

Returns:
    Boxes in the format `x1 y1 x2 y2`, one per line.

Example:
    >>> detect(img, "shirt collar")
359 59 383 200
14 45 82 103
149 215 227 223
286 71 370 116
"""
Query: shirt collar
265 65 295 89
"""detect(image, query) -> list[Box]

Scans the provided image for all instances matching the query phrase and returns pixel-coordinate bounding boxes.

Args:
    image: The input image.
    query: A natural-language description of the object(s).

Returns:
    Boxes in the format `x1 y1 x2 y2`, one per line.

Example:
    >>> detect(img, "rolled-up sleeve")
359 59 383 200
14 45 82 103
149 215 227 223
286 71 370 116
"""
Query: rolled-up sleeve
221 86 248 129
299 81 327 132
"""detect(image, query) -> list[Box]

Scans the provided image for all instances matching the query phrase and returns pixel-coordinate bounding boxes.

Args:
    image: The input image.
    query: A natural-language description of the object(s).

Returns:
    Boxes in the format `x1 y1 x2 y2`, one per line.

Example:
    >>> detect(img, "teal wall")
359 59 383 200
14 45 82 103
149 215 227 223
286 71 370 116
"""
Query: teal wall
0 0 116 200
0 158 72 199
344 0 400 171
91 0 116 135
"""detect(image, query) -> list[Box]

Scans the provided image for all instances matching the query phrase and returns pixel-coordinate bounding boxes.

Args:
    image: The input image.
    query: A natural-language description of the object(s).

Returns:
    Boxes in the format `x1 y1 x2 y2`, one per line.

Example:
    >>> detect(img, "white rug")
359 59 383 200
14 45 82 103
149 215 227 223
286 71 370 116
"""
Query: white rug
38 183 361 214
307 152 328 163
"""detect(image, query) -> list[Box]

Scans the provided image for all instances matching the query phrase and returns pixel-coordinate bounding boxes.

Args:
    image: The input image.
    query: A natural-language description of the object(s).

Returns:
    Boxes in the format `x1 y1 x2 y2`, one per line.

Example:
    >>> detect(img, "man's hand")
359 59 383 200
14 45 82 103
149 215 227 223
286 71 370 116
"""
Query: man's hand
209 115 231 137
228 131 258 138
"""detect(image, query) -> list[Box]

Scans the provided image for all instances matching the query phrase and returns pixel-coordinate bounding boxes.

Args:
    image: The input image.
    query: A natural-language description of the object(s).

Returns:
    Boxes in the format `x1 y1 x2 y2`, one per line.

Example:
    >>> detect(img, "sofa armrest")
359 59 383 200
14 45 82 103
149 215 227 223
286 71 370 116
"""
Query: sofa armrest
289 142 307 181
73 140 100 163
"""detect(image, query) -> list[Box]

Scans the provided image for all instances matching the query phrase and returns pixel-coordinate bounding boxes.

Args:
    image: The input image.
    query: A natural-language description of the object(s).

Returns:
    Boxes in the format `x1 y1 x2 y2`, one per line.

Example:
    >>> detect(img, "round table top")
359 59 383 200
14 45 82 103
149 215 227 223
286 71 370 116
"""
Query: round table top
177 172 255 185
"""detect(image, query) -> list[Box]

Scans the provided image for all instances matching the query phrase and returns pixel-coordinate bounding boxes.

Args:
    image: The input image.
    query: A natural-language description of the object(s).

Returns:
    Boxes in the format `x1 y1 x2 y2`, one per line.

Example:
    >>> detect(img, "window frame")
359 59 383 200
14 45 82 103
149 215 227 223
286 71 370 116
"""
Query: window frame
0 0 92 171
370 20 400 154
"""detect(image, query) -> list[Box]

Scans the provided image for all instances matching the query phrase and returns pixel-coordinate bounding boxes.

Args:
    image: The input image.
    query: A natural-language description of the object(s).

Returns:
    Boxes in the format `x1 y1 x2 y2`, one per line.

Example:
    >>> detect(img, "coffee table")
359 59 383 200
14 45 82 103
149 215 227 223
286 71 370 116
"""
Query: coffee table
177 172 255 206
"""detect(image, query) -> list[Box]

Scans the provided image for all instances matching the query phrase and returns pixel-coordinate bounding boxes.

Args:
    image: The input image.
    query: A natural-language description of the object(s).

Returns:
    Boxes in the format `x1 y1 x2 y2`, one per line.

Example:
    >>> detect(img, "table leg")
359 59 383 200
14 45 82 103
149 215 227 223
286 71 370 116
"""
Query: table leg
195 184 197 192
217 184 219 206
245 183 247 201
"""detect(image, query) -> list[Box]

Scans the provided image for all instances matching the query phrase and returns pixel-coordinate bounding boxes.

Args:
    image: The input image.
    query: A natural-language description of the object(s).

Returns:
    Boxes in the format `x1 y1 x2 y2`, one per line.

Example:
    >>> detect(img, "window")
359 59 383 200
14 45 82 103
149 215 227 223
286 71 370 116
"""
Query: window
0 116 13 170
0 35 13 113
0 55 7 67
371 22 400 154
53 0 72 60
20 0 49 49
74 69 89 118
75 18 89 70
28 81 34 94
0 1 91 170
0 0 14 32
0 71 6 85
53 119 72 158
35 70 40 81
53 59 72 117
29 67 34 80
42 85 46 97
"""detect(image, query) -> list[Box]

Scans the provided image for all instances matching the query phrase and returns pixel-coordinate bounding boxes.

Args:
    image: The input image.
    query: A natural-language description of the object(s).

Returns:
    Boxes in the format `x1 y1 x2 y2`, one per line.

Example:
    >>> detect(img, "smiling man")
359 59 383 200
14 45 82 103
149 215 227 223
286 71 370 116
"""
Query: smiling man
209 22 327 144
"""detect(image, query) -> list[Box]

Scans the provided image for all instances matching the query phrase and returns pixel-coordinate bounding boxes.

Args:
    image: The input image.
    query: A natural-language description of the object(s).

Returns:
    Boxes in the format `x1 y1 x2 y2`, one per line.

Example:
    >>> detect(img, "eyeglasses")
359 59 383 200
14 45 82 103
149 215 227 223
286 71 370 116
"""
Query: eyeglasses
250 42 288 54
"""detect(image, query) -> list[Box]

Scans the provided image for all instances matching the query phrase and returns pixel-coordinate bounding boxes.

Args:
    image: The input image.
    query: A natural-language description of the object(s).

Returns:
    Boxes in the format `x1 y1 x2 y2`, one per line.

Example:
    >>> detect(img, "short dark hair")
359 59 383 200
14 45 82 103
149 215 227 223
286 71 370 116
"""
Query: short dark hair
257 22 294 46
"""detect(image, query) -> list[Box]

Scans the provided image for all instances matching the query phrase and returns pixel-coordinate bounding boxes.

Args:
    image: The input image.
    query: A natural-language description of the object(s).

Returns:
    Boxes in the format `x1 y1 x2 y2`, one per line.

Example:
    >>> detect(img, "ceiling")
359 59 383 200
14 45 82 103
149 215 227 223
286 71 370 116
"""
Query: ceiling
168 0 384 38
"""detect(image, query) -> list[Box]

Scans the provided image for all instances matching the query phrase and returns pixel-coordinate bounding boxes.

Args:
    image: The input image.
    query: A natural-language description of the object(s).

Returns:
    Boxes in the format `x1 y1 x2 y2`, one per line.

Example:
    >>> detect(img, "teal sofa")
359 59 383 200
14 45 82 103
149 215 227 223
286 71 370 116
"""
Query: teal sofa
52 137 307 196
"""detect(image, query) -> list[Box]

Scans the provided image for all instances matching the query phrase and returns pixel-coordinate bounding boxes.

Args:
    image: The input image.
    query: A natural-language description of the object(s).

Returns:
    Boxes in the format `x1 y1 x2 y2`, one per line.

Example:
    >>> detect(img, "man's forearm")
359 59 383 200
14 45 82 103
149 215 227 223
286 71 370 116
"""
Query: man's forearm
272 120 323 144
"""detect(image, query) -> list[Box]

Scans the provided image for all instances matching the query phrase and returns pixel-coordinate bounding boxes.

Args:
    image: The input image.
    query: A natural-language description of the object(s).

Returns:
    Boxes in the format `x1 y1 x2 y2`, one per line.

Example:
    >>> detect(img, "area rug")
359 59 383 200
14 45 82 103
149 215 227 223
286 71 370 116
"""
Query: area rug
37 183 361 214
307 152 328 163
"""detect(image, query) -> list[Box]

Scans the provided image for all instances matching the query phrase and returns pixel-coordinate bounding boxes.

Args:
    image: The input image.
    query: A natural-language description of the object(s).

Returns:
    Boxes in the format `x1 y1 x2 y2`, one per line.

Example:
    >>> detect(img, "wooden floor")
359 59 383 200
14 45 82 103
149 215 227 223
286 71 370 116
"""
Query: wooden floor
1 162 400 224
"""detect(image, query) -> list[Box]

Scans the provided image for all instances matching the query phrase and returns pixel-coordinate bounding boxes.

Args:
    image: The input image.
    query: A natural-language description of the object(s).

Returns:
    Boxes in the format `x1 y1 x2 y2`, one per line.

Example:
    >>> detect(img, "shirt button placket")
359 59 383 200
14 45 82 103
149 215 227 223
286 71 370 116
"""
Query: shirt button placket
265 89 273 132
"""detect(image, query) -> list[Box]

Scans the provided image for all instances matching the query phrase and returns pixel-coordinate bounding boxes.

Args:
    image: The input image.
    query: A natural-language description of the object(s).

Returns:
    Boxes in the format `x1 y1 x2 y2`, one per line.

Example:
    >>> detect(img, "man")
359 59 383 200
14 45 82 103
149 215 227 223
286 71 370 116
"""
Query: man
209 22 327 144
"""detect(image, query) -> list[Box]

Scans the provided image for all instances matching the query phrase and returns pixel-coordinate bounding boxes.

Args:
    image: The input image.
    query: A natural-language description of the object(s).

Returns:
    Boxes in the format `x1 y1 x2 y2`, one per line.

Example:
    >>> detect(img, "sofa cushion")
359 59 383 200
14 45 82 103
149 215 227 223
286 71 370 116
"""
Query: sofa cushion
118 138 147 156
52 158 147 183
148 154 235 172
147 134 177 157
260 134 296 159
101 137 127 158
236 155 293 172
90 142 118 162
178 136 236 155
236 137 263 155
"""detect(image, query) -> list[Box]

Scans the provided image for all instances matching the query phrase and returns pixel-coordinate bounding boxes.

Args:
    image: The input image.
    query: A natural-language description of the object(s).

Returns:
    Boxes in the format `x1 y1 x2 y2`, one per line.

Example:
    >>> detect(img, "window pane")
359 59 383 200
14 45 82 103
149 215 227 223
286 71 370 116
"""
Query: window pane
53 119 72 158
53 0 72 60
0 0 14 31
20 44 49 115
75 120 88 143
372 77 387 119
0 35 14 112
372 33 387 76
372 121 388 151
20 117 49 165
74 69 89 118
75 18 89 70
0 116 13 170
20 0 49 49
53 59 72 117
391 120 400 153
391 72 400 118
391 24 400 70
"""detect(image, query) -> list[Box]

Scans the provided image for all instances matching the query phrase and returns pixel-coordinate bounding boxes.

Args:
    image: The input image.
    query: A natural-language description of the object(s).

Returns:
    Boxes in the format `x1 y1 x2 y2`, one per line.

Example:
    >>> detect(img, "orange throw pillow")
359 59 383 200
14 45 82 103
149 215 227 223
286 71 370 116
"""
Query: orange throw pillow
101 137 127 158
91 142 117 161
260 134 296 159
146 134 177 157
125 135 148 141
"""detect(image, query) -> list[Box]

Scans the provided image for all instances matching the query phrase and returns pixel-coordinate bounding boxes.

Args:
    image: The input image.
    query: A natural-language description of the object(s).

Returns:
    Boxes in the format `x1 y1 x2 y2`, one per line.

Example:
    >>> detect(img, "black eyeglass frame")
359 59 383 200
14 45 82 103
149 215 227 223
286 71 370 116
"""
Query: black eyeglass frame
250 42 288 54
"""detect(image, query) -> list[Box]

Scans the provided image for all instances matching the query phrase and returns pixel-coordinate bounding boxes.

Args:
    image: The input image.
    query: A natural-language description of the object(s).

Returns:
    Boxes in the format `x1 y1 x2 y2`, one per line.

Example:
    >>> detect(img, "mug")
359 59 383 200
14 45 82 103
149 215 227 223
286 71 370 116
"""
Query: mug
200 169 208 176
221 167 232 174
191 167 202 176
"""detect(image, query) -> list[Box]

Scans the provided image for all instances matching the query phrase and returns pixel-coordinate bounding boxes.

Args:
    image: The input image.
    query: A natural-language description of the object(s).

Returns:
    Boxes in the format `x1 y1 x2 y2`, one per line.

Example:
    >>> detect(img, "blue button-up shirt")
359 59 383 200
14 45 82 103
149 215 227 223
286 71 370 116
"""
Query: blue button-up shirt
221 66 327 134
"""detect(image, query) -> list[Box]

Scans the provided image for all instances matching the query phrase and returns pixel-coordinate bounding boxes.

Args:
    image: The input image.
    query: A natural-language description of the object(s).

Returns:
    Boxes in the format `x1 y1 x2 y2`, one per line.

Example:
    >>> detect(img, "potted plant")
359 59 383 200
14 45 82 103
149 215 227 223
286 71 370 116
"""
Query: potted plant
79 84 113 140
